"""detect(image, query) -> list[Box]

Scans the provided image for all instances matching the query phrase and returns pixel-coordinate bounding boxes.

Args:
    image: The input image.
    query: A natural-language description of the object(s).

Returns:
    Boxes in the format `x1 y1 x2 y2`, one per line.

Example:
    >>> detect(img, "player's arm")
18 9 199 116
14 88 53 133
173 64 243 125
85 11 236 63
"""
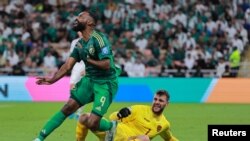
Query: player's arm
86 58 110 70
109 107 131 121
109 106 136 122
37 46 80 85
159 127 179 141
36 57 77 85
109 111 120 120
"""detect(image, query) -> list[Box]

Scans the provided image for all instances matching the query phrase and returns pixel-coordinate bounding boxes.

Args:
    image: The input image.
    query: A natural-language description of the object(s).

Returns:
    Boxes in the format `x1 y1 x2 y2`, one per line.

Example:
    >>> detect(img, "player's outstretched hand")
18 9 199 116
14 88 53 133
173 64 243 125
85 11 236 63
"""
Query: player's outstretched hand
36 77 54 85
117 107 131 119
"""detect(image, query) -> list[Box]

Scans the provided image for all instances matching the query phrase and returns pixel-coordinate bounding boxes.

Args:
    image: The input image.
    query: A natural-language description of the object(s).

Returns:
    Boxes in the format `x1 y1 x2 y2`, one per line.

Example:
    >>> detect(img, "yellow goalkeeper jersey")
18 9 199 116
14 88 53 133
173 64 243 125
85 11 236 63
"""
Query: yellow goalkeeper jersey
109 105 178 141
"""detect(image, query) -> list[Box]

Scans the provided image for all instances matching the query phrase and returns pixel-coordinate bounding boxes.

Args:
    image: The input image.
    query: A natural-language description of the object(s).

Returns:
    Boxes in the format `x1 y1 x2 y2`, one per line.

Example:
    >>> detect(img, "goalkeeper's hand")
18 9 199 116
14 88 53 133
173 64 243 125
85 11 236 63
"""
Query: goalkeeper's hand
117 107 131 119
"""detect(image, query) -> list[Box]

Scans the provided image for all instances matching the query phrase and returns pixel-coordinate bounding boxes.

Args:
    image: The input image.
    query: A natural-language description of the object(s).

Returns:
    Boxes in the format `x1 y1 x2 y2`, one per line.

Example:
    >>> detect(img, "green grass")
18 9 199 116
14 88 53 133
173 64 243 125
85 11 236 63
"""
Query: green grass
0 102 250 141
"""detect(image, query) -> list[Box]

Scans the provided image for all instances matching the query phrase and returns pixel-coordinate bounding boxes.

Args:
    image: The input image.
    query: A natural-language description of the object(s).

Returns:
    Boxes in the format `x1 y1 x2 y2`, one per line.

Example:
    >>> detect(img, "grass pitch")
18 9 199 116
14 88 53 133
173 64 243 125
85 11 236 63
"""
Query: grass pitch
0 102 249 141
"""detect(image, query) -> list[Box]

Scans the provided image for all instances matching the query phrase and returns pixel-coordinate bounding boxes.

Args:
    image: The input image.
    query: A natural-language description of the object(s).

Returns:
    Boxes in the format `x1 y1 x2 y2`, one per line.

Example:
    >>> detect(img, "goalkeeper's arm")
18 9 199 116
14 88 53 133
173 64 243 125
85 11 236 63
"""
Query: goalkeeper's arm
160 127 179 141
109 107 131 120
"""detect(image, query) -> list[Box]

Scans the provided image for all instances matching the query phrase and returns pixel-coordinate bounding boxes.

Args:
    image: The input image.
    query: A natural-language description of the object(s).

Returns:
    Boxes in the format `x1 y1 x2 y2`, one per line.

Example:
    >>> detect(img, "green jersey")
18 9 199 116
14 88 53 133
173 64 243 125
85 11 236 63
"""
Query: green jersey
70 30 119 79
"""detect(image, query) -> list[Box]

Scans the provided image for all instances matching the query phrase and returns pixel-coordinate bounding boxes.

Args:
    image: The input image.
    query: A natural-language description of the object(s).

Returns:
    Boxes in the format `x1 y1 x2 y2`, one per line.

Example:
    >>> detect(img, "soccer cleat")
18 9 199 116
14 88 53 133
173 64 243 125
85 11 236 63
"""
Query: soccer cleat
105 121 117 141
33 138 41 141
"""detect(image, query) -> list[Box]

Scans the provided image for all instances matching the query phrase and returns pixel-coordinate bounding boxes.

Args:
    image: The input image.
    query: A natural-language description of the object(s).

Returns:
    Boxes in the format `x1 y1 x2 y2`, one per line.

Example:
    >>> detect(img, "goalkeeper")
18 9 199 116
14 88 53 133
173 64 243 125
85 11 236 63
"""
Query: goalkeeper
76 90 179 141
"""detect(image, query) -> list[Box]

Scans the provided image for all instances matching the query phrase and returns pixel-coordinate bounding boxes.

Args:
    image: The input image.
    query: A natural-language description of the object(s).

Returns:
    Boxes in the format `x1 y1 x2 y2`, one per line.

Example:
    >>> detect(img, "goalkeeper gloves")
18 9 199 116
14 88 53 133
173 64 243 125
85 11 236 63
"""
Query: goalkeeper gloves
117 107 131 119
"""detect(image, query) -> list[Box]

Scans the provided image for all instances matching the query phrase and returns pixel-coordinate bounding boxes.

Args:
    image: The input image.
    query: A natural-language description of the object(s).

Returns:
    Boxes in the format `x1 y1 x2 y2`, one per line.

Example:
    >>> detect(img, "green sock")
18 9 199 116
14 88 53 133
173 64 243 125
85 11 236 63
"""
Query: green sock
98 118 112 131
38 111 66 140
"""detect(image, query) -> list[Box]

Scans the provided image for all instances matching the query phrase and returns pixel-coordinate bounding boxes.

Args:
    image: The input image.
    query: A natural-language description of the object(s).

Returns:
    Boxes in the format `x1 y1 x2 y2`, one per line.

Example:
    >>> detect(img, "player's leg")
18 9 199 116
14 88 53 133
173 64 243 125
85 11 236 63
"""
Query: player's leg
69 79 83 120
113 125 142 141
94 79 118 129
91 79 118 141
76 113 89 141
34 98 80 141
76 113 106 141
34 77 91 141
74 78 118 140
68 106 84 120
73 77 96 141
93 131 106 141
79 113 117 141
78 79 118 141
69 63 85 119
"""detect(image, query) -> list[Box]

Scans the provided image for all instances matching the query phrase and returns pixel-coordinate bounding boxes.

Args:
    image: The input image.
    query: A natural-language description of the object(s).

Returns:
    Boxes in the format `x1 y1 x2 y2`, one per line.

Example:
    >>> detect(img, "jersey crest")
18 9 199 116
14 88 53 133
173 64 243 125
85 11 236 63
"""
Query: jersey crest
157 125 162 132
89 46 95 55
95 106 102 111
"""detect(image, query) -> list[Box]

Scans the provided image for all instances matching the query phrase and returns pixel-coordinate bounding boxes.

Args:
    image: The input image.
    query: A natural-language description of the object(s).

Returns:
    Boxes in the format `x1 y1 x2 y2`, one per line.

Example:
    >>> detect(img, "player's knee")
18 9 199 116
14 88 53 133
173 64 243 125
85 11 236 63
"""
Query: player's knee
86 116 100 130
86 119 99 130
79 113 90 124
61 99 79 116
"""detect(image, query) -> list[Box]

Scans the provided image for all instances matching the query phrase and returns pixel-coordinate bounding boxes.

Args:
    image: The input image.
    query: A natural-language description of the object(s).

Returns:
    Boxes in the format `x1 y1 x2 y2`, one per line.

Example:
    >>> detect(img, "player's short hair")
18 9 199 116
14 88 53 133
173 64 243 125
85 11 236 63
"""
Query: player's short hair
86 9 98 26
156 90 170 101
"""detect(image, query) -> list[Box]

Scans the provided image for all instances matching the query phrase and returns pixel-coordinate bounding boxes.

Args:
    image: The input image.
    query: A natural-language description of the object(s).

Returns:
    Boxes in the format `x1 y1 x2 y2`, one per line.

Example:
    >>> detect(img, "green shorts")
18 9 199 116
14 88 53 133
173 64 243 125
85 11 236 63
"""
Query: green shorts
70 76 118 117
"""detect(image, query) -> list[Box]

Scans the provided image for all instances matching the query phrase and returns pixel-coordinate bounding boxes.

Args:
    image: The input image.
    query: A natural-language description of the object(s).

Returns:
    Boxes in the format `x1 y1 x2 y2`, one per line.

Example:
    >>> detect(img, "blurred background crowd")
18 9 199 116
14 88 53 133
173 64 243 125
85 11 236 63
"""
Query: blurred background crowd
0 0 250 77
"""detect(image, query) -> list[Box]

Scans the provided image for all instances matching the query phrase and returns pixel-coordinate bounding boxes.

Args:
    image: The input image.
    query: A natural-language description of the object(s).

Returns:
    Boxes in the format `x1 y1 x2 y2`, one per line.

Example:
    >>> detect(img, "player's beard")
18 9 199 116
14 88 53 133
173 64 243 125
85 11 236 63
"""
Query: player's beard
152 104 164 115
72 20 86 32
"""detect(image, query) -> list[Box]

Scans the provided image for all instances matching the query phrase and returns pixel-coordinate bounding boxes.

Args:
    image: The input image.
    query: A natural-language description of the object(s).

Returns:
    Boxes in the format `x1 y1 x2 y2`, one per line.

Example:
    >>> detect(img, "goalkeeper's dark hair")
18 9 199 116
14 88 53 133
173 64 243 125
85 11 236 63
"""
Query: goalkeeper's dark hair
156 89 170 101
86 8 98 26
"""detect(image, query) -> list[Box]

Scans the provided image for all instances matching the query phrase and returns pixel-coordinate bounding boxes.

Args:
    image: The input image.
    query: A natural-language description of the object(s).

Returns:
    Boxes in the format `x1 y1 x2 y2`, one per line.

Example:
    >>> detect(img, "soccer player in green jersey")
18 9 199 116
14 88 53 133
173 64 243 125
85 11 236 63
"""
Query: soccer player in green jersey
33 10 120 141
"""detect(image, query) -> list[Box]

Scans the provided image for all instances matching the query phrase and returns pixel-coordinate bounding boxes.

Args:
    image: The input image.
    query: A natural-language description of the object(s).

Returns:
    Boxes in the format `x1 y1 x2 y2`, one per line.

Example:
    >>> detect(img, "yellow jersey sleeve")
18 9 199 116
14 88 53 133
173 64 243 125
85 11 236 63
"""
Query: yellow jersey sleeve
109 111 119 120
119 105 139 122
109 106 136 122
159 127 179 141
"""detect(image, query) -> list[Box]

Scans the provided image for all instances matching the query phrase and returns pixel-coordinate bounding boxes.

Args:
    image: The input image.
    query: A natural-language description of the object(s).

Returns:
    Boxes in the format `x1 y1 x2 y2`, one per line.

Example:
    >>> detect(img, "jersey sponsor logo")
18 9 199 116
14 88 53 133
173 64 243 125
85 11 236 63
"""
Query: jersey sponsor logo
41 129 46 135
101 46 109 55
157 125 162 132
95 106 102 111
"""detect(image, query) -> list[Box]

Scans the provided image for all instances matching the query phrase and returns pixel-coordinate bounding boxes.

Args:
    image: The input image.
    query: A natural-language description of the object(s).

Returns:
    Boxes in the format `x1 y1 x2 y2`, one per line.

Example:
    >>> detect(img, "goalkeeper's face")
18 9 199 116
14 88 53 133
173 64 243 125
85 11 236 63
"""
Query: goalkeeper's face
152 94 168 115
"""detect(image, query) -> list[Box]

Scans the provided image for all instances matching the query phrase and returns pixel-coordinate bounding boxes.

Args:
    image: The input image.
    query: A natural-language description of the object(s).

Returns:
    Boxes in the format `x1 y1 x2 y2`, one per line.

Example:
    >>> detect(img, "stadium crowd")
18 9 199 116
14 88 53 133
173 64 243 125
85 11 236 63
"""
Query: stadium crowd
0 0 249 77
